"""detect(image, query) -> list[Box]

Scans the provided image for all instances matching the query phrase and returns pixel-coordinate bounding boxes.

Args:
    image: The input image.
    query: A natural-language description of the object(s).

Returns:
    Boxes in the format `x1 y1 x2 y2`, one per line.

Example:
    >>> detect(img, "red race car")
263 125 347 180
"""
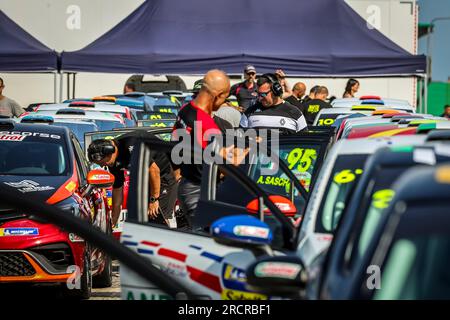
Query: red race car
0 121 115 299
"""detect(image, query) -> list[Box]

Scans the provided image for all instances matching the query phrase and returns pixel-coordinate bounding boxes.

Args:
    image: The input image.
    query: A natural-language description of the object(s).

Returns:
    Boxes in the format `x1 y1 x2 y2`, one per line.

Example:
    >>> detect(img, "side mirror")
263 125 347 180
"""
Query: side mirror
210 215 272 249
246 255 307 297
246 195 297 218
87 169 115 188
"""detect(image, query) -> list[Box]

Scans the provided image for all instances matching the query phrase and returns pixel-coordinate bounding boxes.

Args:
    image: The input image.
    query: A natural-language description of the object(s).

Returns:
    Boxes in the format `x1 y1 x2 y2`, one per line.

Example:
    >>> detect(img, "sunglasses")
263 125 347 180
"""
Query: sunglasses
258 90 271 98
246 72 256 76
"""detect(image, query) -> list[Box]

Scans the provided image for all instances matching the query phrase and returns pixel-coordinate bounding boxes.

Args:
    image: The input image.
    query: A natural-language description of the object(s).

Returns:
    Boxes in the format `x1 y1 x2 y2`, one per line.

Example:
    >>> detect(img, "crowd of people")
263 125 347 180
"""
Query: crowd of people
86 67 364 230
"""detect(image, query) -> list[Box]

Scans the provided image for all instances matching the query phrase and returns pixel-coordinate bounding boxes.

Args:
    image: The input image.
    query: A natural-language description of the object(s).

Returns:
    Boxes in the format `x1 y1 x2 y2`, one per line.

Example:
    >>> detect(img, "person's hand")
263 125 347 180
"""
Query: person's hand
275 69 286 79
148 200 160 219
111 210 121 228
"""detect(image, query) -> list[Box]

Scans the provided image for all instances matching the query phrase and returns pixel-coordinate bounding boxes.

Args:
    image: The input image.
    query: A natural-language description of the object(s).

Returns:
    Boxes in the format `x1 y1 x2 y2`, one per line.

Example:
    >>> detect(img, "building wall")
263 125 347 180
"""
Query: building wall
0 0 419 108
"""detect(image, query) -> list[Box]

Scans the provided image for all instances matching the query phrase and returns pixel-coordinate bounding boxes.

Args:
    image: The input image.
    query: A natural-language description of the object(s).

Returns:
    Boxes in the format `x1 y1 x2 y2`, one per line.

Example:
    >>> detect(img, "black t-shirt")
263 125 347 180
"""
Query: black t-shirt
302 99 332 125
229 81 258 111
285 95 305 112
243 100 307 134
172 102 232 184
109 131 175 189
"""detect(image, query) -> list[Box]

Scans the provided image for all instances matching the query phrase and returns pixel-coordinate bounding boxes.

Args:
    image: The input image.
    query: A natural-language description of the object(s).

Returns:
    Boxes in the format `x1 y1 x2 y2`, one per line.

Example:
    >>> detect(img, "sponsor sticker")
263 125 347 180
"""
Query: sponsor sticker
221 289 267 300
254 262 301 279
4 180 55 193
233 225 269 239
222 263 247 291
0 134 26 142
0 228 39 237
65 181 77 192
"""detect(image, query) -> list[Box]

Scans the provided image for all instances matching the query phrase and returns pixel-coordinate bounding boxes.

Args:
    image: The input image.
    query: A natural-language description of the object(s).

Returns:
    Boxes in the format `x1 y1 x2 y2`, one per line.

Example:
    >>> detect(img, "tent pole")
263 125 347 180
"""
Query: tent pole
59 72 63 103
418 76 422 113
53 72 57 103
424 74 428 115
72 73 76 99
67 73 70 101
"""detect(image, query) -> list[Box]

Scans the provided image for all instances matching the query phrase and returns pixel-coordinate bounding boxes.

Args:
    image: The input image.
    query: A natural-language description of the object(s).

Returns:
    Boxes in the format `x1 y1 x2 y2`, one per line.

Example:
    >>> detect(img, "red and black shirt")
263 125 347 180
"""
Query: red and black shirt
172 101 231 184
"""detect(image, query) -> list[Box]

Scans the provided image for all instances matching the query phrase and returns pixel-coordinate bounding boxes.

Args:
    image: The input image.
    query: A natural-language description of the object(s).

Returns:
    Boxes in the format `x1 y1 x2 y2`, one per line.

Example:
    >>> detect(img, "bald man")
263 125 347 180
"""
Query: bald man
172 69 236 228
285 82 306 112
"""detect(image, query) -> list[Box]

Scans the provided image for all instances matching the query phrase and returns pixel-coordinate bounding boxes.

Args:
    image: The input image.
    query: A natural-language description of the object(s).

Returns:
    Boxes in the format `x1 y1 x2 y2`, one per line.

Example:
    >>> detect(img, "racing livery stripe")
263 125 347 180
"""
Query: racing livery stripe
121 235 133 239
46 160 78 205
157 248 187 262
200 251 223 263
140 241 161 247
122 241 138 247
186 266 222 293
189 245 202 250
137 248 154 255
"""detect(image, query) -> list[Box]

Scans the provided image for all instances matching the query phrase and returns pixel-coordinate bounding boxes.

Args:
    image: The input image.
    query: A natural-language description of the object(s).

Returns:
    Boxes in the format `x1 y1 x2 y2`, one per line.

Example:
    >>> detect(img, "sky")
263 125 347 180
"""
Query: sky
418 0 450 82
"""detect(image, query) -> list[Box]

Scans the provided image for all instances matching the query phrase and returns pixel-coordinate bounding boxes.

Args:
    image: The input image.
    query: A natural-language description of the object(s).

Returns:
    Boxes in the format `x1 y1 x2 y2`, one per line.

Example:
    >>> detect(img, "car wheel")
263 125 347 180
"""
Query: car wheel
63 245 92 300
93 222 113 288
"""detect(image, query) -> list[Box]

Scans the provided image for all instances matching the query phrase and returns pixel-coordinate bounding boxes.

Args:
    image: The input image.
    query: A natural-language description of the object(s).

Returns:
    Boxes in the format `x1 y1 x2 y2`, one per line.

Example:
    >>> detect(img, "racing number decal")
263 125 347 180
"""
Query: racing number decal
150 115 162 120
150 122 167 127
333 169 363 184
371 189 395 209
318 118 335 126
287 148 317 173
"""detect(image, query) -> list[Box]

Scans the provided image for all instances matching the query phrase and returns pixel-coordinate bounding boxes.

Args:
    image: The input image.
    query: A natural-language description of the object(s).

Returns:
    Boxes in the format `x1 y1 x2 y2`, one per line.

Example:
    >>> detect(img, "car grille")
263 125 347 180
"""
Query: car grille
0 252 36 277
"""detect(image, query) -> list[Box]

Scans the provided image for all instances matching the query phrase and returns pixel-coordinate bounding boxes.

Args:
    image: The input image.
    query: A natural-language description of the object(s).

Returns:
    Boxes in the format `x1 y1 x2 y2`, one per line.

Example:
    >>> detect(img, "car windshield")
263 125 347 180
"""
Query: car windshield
316 154 368 234
374 205 450 300
0 134 69 176
52 122 98 149
137 120 175 128
354 166 409 258
151 96 178 108
93 120 125 131
249 143 321 214
316 113 343 126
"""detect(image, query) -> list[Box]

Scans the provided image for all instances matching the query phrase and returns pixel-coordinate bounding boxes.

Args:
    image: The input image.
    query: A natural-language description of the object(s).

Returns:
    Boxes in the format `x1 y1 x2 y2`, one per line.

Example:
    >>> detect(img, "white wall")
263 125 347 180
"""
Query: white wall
0 0 418 108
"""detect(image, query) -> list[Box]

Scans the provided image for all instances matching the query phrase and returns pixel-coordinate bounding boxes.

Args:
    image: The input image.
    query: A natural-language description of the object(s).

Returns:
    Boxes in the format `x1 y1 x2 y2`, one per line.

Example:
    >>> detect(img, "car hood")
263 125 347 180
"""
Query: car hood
0 175 72 203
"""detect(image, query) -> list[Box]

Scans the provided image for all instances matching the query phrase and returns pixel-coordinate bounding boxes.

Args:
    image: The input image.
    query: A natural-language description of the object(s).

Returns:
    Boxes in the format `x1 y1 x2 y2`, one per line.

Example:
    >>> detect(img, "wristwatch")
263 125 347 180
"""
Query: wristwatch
149 196 159 203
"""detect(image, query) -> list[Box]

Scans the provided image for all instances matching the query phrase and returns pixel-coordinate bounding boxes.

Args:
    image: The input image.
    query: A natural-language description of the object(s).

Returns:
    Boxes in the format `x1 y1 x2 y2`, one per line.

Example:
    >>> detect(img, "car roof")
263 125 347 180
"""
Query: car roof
1 121 70 136
331 135 427 156
331 97 412 107
32 110 123 121
37 102 129 113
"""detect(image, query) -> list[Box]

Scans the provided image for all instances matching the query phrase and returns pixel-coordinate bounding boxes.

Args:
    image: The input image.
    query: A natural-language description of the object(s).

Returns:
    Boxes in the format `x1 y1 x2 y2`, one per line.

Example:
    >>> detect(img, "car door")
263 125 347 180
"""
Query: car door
120 137 297 300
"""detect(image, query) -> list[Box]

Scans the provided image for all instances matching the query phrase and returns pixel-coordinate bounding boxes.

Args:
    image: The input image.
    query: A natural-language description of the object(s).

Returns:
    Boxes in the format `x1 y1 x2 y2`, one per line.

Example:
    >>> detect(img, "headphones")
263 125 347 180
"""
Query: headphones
261 73 284 98
88 139 116 162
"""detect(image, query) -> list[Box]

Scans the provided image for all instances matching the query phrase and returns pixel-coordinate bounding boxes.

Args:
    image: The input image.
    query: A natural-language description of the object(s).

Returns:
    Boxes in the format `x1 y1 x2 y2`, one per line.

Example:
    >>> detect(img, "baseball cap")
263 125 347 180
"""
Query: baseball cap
244 65 256 74
192 79 203 93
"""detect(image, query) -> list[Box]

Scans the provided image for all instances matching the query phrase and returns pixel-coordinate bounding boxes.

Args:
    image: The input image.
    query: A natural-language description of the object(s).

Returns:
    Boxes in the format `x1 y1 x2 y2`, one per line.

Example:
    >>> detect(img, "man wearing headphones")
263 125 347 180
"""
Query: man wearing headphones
87 131 178 228
241 73 307 134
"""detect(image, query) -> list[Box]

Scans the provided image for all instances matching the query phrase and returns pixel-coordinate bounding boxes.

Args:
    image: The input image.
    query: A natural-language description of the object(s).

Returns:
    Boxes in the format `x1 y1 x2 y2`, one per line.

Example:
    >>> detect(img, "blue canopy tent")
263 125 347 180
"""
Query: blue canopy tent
60 0 426 76
0 10 58 72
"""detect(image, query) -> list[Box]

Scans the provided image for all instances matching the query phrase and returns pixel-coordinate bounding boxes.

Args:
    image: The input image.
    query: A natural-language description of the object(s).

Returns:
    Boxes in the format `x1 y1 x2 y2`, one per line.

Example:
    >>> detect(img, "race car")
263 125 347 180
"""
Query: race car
20 114 99 150
0 120 115 299
296 135 427 267
22 108 126 131
311 160 450 299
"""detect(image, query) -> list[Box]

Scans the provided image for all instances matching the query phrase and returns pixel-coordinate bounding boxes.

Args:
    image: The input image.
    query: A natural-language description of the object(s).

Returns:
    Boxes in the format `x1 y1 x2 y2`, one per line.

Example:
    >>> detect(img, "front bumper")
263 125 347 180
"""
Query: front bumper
0 250 75 283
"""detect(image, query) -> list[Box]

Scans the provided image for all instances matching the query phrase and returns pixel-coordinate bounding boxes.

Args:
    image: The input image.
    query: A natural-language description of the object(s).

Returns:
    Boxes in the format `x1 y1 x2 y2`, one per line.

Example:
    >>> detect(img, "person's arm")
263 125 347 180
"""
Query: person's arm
111 187 123 227
275 69 292 98
11 100 25 117
148 162 161 219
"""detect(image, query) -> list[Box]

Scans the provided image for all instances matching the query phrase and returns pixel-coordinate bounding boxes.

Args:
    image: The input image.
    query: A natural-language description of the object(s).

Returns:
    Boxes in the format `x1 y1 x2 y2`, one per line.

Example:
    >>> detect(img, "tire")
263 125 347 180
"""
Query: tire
63 246 92 300
93 222 113 288
93 253 112 288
